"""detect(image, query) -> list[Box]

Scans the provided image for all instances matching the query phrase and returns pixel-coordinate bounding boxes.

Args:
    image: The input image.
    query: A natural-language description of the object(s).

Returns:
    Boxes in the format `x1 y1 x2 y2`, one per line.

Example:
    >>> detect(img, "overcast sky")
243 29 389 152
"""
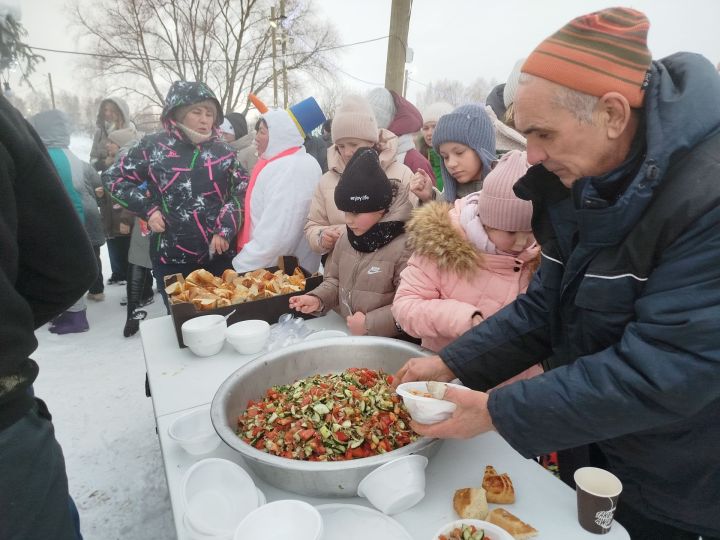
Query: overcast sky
11 0 720 106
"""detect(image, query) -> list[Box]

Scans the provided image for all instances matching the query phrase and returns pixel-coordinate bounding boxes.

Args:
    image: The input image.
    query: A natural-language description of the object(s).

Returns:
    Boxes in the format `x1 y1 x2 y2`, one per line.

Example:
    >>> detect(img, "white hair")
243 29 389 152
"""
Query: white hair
518 73 599 125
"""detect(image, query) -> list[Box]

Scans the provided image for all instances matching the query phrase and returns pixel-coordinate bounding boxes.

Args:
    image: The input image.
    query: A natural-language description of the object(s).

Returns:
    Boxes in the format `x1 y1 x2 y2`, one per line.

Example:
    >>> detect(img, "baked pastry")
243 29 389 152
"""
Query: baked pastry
482 465 515 504
452 487 488 520
487 508 538 539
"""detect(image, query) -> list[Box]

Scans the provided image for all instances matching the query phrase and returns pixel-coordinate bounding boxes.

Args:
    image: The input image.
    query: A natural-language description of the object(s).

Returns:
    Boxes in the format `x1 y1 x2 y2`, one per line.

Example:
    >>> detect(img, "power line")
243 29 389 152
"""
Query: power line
27 35 389 63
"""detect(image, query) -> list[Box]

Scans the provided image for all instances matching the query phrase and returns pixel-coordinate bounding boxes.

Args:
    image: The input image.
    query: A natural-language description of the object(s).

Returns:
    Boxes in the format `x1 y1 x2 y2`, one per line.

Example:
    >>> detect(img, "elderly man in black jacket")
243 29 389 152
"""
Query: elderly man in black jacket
0 94 97 539
395 7 720 540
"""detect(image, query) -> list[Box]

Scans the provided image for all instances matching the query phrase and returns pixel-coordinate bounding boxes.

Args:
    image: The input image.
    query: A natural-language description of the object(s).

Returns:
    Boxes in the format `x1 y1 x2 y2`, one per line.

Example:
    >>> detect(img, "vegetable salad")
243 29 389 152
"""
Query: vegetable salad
237 368 418 461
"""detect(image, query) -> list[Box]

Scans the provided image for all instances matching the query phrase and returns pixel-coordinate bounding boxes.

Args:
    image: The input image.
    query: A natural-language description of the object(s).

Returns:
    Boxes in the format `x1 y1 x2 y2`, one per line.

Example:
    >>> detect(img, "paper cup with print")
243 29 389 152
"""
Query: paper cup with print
574 467 623 534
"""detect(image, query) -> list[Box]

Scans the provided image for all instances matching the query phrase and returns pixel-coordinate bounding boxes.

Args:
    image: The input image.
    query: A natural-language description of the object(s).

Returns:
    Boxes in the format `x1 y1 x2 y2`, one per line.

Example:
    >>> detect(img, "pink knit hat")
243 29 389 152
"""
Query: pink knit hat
477 150 532 231
332 95 379 143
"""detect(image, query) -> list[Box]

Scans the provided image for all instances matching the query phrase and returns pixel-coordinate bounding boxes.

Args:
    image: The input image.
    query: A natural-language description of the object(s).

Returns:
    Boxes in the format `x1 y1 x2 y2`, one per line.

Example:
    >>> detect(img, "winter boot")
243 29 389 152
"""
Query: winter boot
87 292 105 301
123 309 147 337
50 310 89 335
124 264 152 337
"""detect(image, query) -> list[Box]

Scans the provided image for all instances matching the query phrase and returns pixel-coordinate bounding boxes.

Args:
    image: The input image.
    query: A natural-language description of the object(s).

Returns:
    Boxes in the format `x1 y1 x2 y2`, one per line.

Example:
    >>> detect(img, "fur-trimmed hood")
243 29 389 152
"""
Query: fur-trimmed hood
406 200 540 277
406 201 478 276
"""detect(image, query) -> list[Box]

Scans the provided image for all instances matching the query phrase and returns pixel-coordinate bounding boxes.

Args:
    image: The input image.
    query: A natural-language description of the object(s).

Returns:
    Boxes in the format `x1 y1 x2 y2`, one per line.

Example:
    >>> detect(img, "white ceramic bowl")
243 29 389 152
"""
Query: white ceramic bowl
233 500 323 540
182 315 227 357
357 455 428 515
225 320 270 355
431 519 514 540
168 406 222 456
182 458 258 537
396 381 469 424
305 329 348 341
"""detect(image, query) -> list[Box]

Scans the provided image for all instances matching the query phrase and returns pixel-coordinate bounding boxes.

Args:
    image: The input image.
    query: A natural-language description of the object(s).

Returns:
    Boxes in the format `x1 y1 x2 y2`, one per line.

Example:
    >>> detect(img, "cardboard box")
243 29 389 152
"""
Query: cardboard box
165 256 323 348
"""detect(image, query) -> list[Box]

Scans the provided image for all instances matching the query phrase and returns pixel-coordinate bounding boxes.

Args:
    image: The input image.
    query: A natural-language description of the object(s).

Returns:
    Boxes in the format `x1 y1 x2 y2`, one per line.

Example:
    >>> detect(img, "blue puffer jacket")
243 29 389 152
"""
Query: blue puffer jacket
440 53 720 536
103 81 248 265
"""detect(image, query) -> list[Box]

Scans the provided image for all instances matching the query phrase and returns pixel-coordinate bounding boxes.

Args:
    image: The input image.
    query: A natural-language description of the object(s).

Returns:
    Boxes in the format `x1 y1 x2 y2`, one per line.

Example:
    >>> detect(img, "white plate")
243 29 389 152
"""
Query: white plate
316 504 412 540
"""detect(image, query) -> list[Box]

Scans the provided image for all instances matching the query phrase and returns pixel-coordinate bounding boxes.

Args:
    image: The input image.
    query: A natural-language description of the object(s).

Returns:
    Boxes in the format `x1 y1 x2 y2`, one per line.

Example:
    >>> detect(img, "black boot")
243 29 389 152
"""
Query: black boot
124 264 151 337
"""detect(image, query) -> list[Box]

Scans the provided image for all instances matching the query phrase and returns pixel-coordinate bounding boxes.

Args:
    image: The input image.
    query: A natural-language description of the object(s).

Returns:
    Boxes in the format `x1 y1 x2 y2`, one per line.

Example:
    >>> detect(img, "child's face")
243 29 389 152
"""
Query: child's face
254 121 269 156
102 102 122 125
336 138 374 164
183 104 216 135
421 121 437 147
105 140 120 157
438 142 483 184
345 209 385 236
485 227 534 255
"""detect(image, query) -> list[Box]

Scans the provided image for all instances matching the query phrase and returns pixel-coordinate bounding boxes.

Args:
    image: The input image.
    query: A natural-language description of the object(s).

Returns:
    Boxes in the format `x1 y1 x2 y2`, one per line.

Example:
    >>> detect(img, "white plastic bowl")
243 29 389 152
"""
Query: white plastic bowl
396 381 469 424
305 329 348 341
168 406 222 456
225 320 270 355
183 488 266 540
431 519 514 540
182 458 258 537
182 315 227 357
233 500 323 540
357 455 428 514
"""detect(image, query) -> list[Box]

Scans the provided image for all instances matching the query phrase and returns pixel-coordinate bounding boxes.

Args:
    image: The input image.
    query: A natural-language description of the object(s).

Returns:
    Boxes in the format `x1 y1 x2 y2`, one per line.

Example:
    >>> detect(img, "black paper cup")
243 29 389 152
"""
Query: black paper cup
574 467 623 534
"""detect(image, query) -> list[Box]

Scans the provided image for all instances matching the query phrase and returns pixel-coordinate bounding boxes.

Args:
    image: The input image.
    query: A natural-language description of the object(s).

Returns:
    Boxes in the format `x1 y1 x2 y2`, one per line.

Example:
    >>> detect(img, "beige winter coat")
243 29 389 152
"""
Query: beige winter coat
304 128 415 254
309 181 413 337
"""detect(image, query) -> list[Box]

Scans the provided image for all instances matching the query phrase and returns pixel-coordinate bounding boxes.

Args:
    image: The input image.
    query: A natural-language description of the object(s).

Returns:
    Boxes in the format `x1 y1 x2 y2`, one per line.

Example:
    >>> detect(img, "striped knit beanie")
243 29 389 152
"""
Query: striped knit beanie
432 104 496 203
521 7 652 108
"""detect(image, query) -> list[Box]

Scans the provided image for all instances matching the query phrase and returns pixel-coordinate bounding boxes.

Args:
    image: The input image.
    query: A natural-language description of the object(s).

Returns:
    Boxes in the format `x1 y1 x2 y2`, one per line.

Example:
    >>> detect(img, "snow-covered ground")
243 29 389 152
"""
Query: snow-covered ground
30 136 175 540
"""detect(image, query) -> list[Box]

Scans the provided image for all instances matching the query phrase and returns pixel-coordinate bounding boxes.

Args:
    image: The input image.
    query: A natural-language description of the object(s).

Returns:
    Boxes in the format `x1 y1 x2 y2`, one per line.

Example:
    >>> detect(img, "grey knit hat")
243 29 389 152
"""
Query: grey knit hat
432 104 496 203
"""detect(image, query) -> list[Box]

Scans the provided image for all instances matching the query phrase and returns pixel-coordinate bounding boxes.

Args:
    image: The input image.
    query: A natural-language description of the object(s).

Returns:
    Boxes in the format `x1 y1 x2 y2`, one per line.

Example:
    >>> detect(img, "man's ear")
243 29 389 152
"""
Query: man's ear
598 92 632 140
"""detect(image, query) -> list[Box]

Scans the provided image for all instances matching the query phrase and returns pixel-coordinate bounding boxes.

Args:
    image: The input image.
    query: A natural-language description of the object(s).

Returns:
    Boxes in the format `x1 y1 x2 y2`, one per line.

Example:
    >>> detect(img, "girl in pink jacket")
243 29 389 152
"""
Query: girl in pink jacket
392 151 542 378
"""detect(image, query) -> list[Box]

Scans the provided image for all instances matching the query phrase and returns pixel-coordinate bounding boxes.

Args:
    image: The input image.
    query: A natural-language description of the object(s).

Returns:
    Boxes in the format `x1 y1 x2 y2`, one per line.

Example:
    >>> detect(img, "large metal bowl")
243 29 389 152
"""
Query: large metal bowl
211 336 442 497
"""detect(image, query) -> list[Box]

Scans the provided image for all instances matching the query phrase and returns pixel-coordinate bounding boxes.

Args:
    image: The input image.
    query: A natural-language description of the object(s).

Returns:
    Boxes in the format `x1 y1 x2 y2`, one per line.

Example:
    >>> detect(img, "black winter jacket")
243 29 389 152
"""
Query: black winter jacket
440 53 720 535
0 95 97 430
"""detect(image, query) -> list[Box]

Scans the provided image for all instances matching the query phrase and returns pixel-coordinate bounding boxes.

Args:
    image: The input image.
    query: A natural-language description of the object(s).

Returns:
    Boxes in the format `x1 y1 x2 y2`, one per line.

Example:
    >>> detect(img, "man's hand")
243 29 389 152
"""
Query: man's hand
393 355 455 388
346 312 368 335
289 294 322 314
410 169 435 202
410 387 495 439
118 223 131 235
148 210 166 233
94 186 105 198
209 234 229 255
320 227 343 251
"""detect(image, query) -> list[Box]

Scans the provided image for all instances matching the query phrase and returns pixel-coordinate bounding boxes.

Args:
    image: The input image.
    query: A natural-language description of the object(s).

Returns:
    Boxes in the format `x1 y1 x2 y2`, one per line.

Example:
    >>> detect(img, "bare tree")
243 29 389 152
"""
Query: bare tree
72 0 340 114
417 77 498 110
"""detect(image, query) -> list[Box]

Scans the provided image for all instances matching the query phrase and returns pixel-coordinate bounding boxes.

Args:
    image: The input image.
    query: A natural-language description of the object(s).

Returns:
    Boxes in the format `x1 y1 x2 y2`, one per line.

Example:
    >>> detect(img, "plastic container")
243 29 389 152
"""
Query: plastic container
225 320 270 355
168 406 222 456
233 500 322 540
396 381 469 424
431 519 514 540
182 458 258 537
182 315 227 357
357 455 428 514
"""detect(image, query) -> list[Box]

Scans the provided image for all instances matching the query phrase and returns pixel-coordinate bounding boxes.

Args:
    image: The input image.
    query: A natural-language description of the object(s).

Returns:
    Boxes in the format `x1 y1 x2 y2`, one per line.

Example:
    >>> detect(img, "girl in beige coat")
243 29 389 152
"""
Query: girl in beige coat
291 148 412 337
304 94 414 257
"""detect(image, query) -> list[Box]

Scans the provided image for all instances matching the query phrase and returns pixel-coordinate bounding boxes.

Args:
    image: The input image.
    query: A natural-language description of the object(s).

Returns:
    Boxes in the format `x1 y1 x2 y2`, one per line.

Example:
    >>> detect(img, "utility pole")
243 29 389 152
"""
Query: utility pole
48 73 56 109
384 0 412 94
270 6 279 107
280 0 288 108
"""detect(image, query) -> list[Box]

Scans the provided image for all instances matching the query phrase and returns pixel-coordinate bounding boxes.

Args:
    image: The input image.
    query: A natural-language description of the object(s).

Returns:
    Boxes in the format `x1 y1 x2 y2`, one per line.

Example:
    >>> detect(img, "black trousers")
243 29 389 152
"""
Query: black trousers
614 500 720 540
88 245 104 294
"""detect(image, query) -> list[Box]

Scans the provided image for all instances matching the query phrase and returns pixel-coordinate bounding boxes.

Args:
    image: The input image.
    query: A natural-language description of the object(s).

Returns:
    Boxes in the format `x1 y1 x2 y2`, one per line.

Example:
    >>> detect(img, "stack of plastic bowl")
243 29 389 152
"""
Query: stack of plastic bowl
168 406 222 456
395 381 469 424
225 319 270 355
182 458 260 539
181 315 227 357
357 455 429 514
233 500 323 540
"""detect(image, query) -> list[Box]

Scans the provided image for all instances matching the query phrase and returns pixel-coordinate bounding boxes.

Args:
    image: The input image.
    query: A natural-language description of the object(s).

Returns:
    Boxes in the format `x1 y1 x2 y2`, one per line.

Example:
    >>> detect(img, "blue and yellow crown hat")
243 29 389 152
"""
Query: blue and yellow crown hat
249 94 326 138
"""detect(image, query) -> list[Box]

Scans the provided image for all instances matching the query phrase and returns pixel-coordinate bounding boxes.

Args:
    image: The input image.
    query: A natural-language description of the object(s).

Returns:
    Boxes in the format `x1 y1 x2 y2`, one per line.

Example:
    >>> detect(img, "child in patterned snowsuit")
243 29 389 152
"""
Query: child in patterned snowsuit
104 81 247 310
